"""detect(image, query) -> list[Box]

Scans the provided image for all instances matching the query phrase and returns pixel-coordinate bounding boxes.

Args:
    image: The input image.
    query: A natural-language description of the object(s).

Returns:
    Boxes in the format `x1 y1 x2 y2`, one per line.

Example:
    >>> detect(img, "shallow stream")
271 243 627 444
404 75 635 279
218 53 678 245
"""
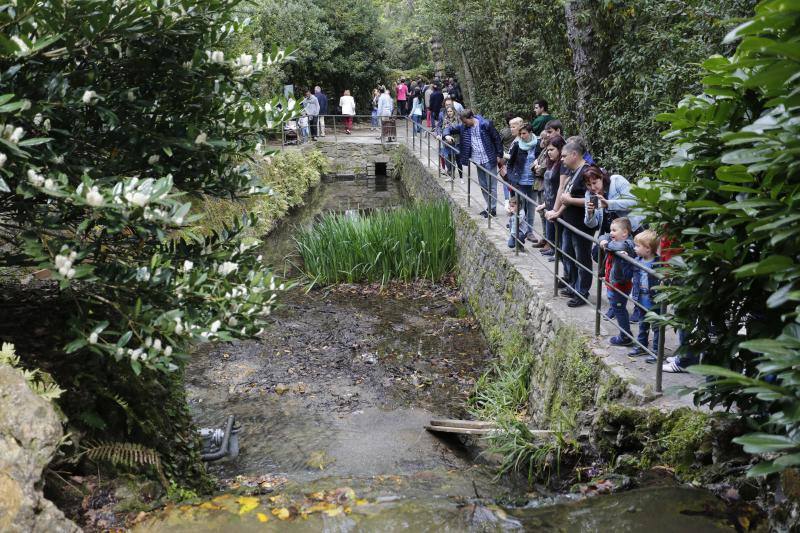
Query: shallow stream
138 179 747 532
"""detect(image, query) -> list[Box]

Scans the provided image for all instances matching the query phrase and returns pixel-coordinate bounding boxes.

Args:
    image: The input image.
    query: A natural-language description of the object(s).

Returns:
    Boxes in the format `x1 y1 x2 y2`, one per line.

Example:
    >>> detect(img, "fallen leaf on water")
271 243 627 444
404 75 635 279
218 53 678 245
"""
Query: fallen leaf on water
257 512 269 523
324 506 343 517
306 450 334 470
309 491 326 501
199 502 221 510
272 507 291 520
355 498 368 506
237 496 260 515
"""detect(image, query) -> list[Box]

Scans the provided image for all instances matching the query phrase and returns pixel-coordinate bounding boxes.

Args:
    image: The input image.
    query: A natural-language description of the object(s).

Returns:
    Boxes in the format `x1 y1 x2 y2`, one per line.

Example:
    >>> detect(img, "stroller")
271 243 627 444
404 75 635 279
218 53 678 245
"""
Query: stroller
381 116 397 142
283 119 299 145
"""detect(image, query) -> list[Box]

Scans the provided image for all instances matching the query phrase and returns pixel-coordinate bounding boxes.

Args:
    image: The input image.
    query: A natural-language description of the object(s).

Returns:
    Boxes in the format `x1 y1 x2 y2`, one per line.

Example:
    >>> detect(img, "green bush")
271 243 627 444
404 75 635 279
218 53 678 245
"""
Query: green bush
295 201 455 284
633 0 800 476
188 150 328 237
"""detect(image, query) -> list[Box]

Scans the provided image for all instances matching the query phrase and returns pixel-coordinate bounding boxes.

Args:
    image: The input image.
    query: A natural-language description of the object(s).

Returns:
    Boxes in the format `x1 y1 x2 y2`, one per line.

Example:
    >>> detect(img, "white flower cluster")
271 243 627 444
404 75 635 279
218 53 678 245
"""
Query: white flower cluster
27 168 44 187
233 52 266 77
86 186 103 207
194 132 207 145
2 124 25 144
54 246 78 279
119 176 156 207
217 261 238 276
206 50 224 63
82 90 98 105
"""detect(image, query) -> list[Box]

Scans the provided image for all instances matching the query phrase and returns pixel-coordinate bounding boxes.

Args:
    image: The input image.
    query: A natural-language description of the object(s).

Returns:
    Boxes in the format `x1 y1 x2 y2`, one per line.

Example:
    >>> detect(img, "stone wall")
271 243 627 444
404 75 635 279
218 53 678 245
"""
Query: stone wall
394 145 629 427
306 141 396 177
0 365 79 533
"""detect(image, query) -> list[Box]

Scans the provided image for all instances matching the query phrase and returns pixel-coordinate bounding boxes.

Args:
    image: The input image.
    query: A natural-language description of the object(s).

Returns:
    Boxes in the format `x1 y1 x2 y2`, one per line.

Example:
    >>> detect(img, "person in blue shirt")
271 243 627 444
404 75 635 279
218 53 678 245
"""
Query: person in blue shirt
442 109 504 218
314 86 328 137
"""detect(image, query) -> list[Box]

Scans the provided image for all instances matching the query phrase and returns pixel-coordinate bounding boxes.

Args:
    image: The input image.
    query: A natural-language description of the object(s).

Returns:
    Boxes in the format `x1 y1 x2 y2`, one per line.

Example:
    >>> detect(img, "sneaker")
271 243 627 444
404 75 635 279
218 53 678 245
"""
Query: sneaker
479 210 489 218
489 209 497 217
645 355 657 364
541 248 554 257
526 234 538 243
567 297 587 308
507 236 516 248
662 360 687 373
559 288 573 297
610 335 633 346
627 347 648 357
548 256 556 262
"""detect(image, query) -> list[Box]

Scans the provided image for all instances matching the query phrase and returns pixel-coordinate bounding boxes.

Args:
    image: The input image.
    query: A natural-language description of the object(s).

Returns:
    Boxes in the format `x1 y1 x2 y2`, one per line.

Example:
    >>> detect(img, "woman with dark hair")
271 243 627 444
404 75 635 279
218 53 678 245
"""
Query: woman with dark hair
583 167 642 236
536 135 566 256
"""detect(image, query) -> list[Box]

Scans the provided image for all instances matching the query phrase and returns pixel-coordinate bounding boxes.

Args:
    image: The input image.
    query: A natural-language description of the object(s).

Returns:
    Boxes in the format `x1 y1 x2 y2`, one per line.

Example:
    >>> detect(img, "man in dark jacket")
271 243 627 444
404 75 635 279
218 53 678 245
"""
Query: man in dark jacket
428 84 444 130
443 109 504 217
314 86 328 137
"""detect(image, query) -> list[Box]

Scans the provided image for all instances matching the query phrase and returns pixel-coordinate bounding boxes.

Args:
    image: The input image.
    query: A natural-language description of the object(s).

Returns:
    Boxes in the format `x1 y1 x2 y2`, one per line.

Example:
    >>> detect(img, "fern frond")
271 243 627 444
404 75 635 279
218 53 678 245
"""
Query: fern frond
82 441 169 489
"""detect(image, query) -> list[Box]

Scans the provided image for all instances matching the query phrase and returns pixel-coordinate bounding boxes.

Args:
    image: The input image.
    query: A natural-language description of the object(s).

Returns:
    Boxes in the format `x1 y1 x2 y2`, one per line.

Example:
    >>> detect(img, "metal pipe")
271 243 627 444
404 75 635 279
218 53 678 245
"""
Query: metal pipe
201 414 235 461
656 298 667 393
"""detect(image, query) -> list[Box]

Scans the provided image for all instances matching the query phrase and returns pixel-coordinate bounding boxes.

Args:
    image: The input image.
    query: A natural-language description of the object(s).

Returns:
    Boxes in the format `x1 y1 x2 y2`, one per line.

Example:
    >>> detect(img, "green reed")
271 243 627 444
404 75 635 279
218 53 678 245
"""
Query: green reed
295 201 456 284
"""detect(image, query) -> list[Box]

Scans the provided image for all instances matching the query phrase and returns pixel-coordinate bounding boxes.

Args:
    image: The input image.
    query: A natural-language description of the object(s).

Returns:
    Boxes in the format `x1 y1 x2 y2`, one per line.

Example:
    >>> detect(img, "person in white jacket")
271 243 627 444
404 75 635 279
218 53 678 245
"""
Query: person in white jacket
377 87 395 141
339 89 356 134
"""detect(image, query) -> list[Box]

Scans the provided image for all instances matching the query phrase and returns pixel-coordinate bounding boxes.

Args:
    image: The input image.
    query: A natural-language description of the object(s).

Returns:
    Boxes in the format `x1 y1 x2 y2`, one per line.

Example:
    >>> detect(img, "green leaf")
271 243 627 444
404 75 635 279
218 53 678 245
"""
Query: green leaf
17 137 53 147
746 460 784 477
64 337 88 353
0 177 9 193
734 255 794 278
733 433 799 453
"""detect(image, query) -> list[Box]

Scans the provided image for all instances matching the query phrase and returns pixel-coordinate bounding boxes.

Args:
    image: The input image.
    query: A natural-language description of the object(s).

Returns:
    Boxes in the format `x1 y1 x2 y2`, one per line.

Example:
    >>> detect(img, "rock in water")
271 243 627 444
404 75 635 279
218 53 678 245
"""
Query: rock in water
0 365 80 532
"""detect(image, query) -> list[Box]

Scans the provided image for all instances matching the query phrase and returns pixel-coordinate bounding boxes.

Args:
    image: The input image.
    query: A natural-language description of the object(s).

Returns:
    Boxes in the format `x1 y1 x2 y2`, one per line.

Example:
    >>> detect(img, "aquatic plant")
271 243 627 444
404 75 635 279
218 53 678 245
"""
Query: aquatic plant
295 201 456 284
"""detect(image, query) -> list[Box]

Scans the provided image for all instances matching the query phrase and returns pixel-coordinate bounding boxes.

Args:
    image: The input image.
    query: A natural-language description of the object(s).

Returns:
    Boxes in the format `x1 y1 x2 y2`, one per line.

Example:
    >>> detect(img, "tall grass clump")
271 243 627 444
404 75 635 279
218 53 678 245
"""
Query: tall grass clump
295 201 455 284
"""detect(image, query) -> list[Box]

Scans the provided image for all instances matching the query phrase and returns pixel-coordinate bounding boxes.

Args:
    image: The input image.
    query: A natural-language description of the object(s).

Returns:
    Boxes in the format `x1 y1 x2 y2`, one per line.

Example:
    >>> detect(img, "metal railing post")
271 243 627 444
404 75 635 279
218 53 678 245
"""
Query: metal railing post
656 298 667 393
467 164 471 206
427 131 431 169
437 136 441 179
595 246 604 337
553 222 561 297
514 195 520 255
333 115 337 144
405 116 409 142
412 119 416 150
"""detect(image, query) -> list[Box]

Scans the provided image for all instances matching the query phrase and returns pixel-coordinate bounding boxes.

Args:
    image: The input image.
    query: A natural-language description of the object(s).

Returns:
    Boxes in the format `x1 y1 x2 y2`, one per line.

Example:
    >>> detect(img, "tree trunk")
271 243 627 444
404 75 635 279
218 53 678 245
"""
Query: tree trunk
429 36 446 80
564 0 608 143
459 47 476 108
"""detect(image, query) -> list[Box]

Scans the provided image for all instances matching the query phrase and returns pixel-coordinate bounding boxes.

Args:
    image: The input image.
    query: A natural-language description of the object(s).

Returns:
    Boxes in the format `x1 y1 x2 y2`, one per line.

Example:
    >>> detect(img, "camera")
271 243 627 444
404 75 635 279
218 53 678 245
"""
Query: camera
589 194 598 208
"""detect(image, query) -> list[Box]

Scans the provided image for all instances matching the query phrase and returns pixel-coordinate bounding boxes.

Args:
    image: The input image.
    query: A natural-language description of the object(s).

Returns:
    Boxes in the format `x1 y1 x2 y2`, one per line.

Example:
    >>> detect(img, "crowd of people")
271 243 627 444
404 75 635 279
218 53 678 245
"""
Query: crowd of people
295 83 693 375
433 99 693 375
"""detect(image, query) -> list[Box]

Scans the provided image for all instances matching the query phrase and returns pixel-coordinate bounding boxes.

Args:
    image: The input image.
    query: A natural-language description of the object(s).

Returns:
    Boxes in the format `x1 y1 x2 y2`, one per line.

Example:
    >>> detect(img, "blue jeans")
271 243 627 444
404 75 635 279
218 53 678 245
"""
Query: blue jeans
515 184 535 236
371 109 378 128
608 288 632 339
412 113 422 133
636 297 660 352
561 227 593 297
476 162 498 212
545 219 556 247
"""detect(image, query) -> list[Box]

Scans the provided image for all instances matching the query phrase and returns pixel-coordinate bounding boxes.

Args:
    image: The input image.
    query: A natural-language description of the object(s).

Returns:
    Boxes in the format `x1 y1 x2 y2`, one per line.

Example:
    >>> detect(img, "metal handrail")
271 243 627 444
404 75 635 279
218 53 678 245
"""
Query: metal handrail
404 117 668 393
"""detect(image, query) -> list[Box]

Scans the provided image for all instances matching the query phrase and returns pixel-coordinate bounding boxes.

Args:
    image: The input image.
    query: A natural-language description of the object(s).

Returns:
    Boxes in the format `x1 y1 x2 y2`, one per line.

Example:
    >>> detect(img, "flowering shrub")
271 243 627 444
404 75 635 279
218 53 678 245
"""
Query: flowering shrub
0 0 296 375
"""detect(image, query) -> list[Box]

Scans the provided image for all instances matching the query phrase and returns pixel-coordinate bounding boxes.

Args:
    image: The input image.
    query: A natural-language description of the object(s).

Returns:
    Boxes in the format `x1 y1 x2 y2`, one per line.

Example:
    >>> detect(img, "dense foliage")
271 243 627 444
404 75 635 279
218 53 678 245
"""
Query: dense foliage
242 0 388 107
419 0 753 178
296 201 455 284
0 0 296 485
634 0 800 475
0 0 292 374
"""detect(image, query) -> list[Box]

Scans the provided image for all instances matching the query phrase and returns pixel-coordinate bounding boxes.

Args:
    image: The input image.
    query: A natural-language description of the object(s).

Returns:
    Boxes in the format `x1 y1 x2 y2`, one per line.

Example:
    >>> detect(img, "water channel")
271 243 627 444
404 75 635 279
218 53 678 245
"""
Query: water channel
137 176 749 532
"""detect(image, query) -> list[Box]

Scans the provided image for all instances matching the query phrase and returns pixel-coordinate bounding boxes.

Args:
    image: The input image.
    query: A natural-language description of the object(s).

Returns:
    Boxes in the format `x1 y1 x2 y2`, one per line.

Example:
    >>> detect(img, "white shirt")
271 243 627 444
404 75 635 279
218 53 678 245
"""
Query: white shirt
339 95 356 116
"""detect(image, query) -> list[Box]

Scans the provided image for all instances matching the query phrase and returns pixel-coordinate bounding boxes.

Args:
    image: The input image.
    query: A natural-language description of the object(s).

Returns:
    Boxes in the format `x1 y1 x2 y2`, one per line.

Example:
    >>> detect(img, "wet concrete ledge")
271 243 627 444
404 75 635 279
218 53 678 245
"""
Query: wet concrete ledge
394 144 699 422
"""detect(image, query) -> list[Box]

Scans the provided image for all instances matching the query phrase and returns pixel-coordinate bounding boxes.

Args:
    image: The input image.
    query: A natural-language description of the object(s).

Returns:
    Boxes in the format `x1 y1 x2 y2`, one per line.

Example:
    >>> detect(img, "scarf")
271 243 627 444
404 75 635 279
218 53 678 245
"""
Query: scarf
517 136 537 151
